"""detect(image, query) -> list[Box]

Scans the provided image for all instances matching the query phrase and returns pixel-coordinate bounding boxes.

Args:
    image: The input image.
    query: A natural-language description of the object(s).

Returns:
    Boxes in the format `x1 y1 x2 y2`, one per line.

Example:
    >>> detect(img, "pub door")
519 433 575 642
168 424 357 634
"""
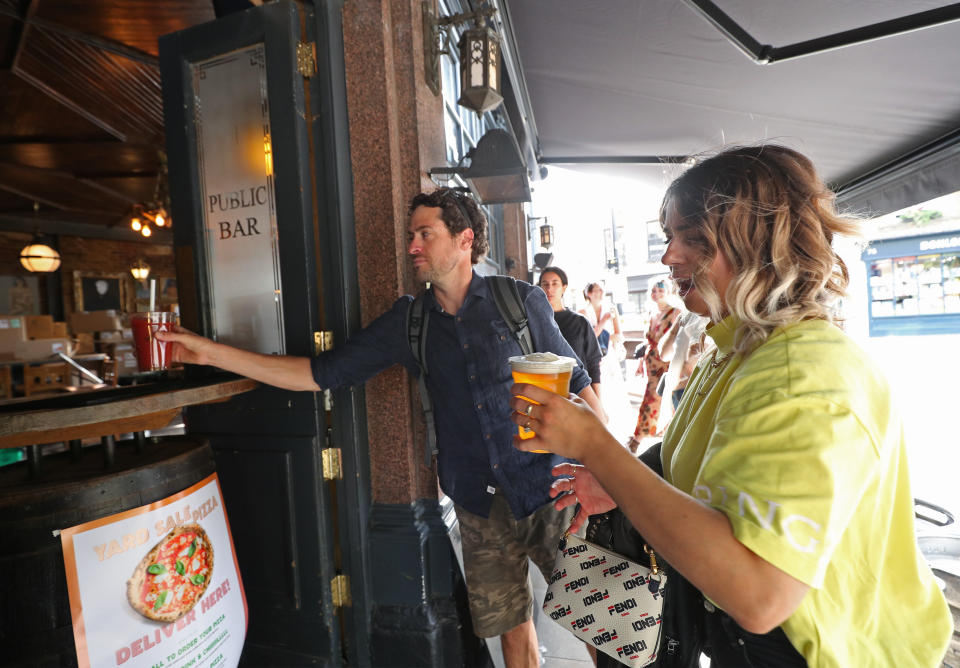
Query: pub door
159 2 369 665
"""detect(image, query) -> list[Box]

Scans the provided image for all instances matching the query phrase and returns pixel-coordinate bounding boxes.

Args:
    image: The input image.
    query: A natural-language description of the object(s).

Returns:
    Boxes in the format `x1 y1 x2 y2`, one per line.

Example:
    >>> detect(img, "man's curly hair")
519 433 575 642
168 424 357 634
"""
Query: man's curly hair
409 188 489 265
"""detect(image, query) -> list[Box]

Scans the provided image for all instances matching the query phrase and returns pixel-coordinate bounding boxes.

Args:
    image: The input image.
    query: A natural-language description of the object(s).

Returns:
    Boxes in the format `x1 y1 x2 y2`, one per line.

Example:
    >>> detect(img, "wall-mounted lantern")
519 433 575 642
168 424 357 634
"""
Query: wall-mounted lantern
539 221 554 249
422 1 502 114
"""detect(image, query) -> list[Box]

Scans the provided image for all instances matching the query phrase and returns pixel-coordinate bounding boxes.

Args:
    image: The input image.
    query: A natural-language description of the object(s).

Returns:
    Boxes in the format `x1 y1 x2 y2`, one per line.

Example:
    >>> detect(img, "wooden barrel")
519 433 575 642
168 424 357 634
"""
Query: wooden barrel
0 436 215 667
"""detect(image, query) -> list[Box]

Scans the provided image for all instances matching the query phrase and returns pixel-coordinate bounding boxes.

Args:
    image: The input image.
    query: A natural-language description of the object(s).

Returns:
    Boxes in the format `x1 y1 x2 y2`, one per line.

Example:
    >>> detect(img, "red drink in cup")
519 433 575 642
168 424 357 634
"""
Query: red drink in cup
131 312 176 372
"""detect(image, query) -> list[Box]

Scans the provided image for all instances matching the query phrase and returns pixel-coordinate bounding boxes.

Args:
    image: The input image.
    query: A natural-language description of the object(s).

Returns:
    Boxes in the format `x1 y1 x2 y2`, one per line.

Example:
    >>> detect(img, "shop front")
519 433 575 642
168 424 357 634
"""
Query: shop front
864 230 960 336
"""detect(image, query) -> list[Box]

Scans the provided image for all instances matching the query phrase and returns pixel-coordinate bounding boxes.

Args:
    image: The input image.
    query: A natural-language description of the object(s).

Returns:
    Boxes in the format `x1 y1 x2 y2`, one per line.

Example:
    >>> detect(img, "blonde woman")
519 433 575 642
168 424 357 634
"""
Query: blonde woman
510 145 951 667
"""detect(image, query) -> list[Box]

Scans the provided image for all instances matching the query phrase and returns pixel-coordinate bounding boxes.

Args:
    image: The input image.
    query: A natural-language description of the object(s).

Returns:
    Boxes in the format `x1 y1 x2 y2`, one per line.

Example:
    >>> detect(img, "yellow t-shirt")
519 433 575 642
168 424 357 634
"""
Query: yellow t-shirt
662 316 951 667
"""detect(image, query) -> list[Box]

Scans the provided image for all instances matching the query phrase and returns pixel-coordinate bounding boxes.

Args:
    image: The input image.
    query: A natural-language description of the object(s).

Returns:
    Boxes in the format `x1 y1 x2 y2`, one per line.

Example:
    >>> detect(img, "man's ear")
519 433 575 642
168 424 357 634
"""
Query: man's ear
459 228 474 250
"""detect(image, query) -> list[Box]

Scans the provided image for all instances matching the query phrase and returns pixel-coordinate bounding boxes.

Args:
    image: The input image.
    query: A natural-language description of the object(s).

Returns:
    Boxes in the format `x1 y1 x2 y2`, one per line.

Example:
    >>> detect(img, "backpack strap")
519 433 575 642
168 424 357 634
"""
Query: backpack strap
487 275 533 355
406 295 437 467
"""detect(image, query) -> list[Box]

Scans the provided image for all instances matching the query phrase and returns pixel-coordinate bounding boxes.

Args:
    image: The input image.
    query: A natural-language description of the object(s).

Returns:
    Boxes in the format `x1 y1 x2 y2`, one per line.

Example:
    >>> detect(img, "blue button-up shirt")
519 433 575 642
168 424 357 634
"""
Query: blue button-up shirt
310 271 591 518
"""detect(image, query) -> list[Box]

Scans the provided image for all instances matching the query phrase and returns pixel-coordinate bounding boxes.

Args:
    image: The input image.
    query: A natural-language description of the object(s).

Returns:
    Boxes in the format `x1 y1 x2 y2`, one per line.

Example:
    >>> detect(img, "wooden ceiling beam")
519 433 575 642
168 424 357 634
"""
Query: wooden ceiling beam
0 212 173 244
0 161 135 212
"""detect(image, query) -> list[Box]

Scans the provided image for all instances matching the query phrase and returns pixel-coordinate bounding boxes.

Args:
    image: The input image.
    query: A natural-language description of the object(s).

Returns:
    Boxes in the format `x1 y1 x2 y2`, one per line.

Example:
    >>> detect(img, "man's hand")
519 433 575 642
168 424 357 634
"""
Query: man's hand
156 326 215 366
155 326 320 391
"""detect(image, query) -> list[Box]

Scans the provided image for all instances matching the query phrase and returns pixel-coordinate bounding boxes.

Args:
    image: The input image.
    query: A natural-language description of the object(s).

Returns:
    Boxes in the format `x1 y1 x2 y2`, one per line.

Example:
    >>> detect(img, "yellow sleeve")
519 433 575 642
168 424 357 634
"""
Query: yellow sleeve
695 387 879 588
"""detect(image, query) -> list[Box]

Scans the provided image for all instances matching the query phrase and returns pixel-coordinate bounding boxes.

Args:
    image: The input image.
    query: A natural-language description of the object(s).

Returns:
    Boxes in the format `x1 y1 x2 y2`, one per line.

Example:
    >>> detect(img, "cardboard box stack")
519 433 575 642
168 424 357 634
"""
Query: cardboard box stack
0 314 74 360
68 310 138 376
0 315 26 360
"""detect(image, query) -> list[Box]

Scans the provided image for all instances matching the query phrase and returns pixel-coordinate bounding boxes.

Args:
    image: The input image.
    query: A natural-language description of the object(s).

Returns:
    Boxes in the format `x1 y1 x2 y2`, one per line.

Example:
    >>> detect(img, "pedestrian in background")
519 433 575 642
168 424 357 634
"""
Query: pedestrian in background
627 279 682 452
539 266 604 411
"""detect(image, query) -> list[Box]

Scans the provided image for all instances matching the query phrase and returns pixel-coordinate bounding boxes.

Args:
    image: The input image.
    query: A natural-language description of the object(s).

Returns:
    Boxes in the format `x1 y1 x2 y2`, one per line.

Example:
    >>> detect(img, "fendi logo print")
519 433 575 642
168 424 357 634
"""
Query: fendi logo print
602 561 629 577
623 573 653 591
632 614 661 631
617 639 648 660
582 588 610 606
607 598 637 616
570 613 595 631
580 554 607 570
591 628 619 647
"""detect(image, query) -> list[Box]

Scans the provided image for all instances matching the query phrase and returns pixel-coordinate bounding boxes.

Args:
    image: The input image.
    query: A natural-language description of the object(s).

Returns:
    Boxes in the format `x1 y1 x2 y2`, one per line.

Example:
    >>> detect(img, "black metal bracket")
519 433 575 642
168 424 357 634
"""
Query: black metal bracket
682 0 960 64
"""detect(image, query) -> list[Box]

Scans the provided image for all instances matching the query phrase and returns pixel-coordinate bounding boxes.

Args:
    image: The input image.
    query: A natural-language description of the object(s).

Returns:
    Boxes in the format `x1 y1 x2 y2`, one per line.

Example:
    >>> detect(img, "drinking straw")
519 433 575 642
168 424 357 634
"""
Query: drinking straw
149 278 156 312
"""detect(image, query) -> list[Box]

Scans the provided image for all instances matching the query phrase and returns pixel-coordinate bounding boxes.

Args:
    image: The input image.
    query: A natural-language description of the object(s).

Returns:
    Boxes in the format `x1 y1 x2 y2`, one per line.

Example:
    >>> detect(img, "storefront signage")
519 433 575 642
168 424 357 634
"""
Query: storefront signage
193 44 285 354
61 474 247 668
864 232 960 259
919 235 960 252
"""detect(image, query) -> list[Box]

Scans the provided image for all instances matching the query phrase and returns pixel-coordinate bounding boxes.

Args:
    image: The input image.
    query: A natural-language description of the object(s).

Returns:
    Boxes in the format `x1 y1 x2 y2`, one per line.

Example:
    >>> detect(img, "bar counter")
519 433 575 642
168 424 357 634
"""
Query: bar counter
0 375 258 449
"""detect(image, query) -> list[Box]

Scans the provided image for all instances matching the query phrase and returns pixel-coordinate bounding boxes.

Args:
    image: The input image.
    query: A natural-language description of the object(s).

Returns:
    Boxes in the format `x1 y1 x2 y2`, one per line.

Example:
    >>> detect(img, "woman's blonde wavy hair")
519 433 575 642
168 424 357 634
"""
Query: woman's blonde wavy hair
663 144 861 354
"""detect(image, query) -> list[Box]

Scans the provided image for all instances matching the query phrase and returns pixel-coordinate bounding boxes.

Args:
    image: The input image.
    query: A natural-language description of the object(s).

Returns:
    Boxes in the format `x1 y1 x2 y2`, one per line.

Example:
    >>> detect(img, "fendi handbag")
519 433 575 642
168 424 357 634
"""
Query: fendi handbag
543 532 666 666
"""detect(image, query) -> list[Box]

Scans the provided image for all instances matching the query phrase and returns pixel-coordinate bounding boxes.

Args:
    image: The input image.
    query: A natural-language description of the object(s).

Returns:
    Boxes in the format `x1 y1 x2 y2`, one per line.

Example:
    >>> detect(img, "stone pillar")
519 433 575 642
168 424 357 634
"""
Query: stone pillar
502 203 530 281
341 1 484 664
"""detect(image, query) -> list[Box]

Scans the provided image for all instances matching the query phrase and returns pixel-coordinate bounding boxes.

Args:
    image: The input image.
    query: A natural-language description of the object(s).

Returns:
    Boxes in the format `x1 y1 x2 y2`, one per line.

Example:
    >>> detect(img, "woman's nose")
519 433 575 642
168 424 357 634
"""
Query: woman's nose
660 241 676 266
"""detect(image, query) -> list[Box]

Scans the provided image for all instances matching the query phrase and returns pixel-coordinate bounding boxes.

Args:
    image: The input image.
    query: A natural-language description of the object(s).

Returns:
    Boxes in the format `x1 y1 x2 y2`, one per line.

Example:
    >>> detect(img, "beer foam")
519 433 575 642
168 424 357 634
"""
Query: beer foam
508 352 576 373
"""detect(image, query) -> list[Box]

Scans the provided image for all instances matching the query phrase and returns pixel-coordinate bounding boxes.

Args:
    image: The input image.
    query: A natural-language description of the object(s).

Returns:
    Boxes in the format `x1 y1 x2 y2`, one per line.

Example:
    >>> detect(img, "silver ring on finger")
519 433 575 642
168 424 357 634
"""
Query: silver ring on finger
523 403 534 418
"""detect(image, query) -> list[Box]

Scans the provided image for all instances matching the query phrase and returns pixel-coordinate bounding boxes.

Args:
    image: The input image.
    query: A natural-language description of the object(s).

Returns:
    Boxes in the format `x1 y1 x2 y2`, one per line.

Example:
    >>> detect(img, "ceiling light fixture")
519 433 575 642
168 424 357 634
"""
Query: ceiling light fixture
20 240 61 273
19 203 61 273
131 258 151 281
126 151 171 238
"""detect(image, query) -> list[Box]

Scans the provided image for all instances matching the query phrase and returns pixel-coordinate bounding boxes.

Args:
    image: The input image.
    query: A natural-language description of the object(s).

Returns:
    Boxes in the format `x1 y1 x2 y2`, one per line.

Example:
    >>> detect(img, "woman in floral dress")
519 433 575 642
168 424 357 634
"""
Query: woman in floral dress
628 280 681 450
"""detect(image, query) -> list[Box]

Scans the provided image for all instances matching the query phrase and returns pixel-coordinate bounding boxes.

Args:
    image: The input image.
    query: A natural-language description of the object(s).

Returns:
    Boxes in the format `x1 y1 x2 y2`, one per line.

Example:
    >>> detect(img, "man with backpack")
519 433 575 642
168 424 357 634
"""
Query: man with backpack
159 188 602 668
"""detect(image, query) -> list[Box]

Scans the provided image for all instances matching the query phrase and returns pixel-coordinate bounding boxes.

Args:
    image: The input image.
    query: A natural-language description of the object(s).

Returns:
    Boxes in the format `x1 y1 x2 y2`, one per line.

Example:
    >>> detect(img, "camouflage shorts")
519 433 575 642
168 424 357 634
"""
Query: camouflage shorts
454 493 575 638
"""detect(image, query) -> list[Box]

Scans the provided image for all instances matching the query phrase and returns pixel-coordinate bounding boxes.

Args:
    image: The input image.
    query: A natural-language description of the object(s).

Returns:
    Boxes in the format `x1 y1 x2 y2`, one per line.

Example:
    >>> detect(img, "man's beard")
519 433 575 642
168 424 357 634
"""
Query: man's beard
414 255 458 285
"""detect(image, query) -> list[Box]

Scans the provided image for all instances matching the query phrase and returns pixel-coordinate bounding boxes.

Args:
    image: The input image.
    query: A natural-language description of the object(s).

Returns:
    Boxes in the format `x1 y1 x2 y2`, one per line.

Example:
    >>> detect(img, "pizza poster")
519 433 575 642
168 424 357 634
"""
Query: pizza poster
61 473 248 668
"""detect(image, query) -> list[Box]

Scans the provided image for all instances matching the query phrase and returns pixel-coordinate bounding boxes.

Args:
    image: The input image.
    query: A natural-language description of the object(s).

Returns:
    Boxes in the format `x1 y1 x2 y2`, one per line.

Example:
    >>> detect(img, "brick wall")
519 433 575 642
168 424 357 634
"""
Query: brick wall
0 231 175 315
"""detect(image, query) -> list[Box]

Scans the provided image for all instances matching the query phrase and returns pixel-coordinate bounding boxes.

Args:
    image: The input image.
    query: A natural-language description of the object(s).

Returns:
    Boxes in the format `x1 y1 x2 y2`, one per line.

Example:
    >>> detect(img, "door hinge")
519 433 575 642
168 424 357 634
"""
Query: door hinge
331 574 352 608
314 330 334 355
322 447 342 481
297 41 316 78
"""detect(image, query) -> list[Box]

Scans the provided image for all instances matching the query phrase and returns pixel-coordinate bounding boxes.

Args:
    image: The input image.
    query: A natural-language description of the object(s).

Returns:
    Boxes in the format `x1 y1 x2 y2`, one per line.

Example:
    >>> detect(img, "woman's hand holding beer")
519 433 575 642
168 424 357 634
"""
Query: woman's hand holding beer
510 383 614 462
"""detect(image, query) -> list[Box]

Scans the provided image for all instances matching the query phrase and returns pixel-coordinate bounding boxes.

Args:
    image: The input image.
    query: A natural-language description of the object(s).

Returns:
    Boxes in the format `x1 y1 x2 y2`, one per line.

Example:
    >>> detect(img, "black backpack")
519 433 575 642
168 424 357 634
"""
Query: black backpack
406 275 533 466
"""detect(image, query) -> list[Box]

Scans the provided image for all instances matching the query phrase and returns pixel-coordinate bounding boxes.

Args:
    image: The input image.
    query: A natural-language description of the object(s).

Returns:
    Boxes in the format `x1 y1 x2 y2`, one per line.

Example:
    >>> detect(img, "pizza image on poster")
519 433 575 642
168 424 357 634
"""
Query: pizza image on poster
61 474 247 668
127 523 214 622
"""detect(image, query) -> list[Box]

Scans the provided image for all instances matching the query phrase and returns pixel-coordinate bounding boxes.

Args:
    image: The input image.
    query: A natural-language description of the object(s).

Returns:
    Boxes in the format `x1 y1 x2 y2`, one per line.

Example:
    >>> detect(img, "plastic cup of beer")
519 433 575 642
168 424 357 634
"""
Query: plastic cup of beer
131 311 177 372
509 352 576 452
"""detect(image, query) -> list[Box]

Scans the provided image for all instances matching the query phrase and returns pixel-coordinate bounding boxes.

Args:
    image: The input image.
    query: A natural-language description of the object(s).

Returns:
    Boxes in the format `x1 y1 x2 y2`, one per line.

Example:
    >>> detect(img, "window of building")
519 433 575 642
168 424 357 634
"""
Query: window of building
865 190 960 324
869 251 960 317
437 0 508 270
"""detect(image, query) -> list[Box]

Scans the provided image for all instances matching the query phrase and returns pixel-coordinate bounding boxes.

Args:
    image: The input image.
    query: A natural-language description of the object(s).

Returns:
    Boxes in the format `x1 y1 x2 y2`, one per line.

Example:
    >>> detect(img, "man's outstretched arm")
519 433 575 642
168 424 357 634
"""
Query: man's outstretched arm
157 327 321 392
